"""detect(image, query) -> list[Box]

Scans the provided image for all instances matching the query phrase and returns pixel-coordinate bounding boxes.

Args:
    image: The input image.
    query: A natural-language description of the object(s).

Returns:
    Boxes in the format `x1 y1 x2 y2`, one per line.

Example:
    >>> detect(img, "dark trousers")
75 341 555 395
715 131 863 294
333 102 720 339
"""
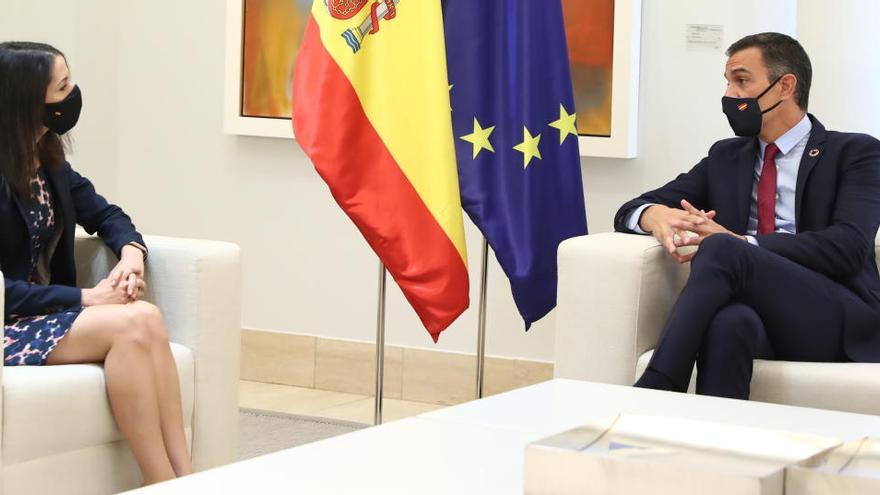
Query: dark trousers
642 234 867 399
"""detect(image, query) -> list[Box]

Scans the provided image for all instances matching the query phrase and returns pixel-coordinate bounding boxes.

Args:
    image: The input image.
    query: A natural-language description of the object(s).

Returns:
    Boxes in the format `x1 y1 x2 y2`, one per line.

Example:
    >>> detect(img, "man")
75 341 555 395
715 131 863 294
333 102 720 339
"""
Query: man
615 32 880 399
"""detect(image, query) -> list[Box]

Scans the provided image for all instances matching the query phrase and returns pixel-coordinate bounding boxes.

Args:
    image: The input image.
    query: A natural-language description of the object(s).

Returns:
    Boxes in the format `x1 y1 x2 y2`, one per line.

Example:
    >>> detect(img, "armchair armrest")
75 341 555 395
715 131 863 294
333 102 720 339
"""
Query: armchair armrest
74 230 241 471
554 233 690 385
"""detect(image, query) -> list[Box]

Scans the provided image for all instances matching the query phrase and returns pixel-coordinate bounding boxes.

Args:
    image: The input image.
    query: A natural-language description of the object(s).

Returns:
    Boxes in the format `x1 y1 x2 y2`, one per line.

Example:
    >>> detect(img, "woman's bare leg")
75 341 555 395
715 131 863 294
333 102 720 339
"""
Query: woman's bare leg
130 301 192 476
46 304 176 485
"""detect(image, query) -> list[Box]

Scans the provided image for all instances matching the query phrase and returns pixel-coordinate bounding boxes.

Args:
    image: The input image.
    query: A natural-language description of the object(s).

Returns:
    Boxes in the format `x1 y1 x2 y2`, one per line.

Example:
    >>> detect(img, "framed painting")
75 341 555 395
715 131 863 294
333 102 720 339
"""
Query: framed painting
224 0 641 158
563 0 641 158
223 0 311 138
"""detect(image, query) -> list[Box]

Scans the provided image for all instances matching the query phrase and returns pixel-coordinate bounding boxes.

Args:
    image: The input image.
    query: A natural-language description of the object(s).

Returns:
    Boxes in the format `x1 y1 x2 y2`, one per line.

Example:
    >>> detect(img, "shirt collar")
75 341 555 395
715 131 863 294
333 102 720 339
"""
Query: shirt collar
759 113 812 157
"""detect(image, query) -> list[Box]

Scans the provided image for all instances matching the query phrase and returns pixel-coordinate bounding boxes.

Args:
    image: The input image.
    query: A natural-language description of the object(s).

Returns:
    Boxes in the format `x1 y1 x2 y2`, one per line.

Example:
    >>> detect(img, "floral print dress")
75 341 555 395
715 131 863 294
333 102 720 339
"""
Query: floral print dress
3 169 82 366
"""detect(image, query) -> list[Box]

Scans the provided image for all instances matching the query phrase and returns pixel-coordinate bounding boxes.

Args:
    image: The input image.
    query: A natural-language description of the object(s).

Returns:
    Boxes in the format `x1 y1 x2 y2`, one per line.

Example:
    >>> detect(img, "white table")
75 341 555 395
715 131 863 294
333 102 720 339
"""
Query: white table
129 379 880 494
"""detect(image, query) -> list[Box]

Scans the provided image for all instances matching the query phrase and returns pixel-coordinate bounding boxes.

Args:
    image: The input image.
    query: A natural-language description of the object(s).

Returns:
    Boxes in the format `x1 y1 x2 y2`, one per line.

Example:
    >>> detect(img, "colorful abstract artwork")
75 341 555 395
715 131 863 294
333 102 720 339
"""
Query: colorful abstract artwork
241 0 312 118
240 0 618 138
562 0 615 138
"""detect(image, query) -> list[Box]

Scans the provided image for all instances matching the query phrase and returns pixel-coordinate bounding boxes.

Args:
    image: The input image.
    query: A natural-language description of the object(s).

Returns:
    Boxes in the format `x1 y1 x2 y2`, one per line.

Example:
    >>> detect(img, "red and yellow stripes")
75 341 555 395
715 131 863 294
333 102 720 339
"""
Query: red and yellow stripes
292 2 468 339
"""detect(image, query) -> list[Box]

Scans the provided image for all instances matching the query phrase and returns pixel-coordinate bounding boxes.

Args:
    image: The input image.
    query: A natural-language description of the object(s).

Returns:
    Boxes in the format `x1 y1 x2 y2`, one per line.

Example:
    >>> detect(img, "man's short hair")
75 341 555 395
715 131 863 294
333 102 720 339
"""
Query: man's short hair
726 32 812 110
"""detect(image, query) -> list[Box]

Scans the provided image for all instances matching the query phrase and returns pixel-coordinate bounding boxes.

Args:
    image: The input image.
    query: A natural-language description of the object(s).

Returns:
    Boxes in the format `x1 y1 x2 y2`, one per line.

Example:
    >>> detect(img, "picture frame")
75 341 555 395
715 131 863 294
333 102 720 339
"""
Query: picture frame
223 0 641 158
223 0 298 139
571 0 641 159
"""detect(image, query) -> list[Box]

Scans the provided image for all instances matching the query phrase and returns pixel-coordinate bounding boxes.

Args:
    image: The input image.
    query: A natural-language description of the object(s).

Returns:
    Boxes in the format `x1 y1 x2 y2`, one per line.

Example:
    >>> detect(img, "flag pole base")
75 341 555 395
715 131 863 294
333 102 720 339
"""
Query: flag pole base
475 238 489 399
374 261 387 425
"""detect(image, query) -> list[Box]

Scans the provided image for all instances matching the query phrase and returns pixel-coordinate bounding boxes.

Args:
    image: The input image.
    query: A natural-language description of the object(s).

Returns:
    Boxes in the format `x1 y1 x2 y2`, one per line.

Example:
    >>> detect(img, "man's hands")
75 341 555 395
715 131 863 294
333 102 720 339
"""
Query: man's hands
639 202 713 263
639 200 746 263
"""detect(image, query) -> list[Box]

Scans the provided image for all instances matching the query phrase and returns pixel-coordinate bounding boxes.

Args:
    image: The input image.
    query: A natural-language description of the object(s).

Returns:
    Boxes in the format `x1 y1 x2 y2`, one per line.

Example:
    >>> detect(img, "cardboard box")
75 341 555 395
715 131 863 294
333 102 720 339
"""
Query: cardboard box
786 437 880 494
524 414 839 495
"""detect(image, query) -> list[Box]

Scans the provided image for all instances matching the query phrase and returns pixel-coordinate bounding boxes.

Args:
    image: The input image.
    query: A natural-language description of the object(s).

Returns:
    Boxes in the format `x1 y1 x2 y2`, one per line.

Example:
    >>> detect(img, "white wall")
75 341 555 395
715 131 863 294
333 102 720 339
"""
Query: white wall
0 0 120 194
14 0 879 362
797 0 880 138
584 0 797 236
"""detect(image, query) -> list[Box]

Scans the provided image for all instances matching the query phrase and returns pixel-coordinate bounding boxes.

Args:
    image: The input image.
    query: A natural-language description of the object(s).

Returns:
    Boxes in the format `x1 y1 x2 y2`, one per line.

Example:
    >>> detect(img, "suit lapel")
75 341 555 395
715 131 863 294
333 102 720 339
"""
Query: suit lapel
795 115 827 229
45 163 72 229
735 139 759 233
10 183 33 241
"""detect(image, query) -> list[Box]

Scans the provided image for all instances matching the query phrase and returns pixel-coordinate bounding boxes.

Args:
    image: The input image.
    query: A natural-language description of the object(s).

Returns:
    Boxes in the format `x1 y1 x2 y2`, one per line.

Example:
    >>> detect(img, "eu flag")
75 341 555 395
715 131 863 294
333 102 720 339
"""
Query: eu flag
443 0 589 328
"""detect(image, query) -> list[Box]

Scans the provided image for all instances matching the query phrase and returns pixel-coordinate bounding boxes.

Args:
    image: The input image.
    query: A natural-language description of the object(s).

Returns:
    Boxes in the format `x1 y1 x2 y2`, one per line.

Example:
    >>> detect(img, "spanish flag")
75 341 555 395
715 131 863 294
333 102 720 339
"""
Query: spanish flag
292 0 469 341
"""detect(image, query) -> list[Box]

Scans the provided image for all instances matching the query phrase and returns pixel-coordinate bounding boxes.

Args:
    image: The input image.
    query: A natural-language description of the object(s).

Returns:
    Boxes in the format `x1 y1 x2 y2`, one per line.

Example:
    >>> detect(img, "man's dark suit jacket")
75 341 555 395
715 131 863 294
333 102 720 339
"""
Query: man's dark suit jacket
614 114 880 362
1 161 145 317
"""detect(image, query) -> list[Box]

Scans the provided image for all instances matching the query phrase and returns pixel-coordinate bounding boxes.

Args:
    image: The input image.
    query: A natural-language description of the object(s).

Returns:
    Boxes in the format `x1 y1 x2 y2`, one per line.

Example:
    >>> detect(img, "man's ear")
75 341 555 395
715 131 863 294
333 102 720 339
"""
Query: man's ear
780 73 798 101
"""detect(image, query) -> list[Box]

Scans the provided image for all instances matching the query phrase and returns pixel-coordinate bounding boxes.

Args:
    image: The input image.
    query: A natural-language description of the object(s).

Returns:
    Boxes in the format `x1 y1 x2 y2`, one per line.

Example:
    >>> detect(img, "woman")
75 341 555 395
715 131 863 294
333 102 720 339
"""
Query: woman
0 42 191 485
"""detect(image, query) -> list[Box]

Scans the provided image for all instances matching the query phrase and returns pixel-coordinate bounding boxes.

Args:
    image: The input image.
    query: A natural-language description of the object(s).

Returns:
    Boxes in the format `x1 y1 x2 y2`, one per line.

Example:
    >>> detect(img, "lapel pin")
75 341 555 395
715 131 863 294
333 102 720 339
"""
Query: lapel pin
808 148 820 157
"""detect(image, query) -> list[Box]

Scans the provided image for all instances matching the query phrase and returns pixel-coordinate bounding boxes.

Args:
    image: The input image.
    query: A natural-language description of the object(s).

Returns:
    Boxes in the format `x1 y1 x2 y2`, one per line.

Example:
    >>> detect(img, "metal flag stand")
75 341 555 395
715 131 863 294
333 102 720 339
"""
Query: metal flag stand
475 238 489 399
374 239 489 421
374 262 387 425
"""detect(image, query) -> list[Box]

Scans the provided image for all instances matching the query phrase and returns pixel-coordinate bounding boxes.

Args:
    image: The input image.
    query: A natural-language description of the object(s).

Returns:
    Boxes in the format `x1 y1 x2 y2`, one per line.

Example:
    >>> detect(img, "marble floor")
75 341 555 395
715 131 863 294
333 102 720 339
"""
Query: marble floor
239 380 449 424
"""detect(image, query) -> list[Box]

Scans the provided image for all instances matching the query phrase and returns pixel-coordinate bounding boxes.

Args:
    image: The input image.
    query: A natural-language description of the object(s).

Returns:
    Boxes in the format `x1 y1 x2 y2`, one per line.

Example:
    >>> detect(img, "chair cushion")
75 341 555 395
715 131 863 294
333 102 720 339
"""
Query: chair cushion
2 342 194 465
636 350 880 415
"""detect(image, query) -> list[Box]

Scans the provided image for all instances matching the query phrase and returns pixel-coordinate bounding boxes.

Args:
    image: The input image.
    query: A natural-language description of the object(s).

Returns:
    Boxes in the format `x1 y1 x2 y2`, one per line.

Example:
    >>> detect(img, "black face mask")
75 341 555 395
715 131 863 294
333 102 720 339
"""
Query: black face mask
44 84 82 135
721 76 783 137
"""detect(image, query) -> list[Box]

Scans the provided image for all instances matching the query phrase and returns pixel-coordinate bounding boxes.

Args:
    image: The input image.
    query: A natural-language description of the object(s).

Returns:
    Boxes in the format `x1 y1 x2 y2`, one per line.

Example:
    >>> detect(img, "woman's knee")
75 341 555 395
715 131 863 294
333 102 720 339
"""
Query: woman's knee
113 322 153 352
114 302 166 350
129 301 169 343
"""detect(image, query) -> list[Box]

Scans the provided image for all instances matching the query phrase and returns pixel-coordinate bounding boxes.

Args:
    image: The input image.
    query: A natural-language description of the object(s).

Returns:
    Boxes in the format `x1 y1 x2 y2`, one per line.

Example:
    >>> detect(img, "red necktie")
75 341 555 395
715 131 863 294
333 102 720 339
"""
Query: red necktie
757 143 780 234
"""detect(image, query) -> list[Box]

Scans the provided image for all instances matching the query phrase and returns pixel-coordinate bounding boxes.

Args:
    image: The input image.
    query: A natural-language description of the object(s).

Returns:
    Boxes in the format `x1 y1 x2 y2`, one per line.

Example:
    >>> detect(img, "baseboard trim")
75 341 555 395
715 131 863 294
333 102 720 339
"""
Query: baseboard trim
241 328 554 405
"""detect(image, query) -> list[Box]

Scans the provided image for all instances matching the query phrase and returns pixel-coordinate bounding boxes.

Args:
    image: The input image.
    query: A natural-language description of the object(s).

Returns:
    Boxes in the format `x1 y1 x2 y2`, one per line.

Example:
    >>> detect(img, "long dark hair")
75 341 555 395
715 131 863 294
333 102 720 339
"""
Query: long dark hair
0 41 69 199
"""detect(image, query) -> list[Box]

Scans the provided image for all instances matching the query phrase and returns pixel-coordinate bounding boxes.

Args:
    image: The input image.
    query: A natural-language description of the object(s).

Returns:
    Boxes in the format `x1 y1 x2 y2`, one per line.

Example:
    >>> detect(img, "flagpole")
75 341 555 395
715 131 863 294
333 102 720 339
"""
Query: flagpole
475 237 489 399
374 261 387 425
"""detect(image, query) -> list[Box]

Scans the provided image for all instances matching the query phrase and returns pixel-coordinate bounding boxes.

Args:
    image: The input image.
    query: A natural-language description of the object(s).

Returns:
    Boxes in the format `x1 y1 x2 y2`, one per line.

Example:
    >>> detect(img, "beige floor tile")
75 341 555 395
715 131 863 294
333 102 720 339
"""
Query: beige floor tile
314 338 403 399
316 397 446 424
241 330 315 387
239 381 365 416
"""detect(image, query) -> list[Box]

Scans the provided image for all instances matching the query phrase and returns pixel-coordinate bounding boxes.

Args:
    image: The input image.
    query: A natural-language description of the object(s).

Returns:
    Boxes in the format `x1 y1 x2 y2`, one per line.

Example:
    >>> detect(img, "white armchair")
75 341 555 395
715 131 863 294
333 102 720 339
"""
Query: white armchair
554 232 880 415
1 232 241 494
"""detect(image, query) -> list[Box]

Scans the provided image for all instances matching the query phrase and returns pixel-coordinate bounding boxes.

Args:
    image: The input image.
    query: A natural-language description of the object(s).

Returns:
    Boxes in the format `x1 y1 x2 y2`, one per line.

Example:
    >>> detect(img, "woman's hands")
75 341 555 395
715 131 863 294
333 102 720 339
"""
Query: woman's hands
109 244 146 298
81 277 145 306
81 244 147 306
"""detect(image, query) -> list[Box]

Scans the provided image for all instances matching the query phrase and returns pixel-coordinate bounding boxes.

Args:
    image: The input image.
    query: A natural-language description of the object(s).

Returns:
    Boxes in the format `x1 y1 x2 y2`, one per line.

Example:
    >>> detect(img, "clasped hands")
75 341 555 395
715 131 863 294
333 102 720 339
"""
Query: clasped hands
640 200 746 264
81 245 146 306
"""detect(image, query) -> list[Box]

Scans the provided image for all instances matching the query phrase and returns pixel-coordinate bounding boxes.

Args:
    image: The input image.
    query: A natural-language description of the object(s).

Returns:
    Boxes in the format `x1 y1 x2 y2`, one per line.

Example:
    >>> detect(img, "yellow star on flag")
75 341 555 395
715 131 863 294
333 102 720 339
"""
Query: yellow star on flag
548 104 578 144
460 118 496 159
513 126 542 168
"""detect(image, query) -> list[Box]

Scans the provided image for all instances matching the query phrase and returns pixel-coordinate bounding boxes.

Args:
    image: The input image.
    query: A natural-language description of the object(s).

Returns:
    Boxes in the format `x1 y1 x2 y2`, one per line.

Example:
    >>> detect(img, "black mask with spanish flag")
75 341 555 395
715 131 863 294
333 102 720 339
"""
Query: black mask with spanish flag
721 75 784 137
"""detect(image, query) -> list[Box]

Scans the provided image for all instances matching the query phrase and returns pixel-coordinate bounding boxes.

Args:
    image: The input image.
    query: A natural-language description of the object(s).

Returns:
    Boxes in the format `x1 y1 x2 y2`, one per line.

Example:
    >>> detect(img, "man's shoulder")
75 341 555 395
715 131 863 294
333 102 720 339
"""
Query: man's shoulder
705 136 755 159
808 114 878 151
825 129 880 149
711 135 753 149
